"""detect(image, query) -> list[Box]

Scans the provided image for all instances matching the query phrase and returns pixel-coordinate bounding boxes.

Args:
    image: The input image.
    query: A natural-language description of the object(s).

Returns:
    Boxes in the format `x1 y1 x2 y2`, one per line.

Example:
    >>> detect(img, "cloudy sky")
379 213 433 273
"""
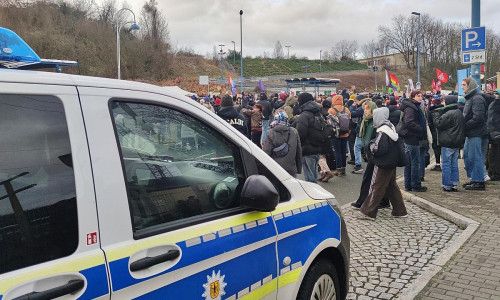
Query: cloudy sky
123 0 499 59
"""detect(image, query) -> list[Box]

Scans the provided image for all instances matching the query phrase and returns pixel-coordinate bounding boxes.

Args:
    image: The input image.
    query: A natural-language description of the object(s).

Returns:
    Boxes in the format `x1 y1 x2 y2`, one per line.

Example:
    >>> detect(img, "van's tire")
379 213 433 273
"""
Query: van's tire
297 259 340 300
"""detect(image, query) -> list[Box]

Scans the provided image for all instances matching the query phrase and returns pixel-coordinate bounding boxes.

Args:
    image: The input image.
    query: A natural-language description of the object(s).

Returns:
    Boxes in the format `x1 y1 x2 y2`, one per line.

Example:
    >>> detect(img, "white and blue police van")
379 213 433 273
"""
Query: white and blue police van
0 27 349 300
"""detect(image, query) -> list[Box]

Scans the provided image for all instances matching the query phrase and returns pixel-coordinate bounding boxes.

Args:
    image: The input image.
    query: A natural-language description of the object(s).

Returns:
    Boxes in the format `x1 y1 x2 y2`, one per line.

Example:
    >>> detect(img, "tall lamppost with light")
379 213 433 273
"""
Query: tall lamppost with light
319 50 322 73
116 7 139 80
373 48 380 92
285 45 291 59
240 10 244 94
412 11 421 86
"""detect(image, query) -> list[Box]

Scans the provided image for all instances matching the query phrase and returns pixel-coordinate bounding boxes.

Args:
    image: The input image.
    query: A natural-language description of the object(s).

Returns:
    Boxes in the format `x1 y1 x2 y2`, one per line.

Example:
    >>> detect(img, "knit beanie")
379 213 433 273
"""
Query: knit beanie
221 94 234 107
298 92 314 106
443 95 458 106
350 94 356 100
259 92 268 100
355 94 367 101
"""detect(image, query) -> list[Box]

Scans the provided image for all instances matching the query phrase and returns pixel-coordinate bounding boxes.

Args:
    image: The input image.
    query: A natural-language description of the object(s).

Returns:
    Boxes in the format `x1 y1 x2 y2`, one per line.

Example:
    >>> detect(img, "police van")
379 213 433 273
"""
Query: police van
0 27 349 300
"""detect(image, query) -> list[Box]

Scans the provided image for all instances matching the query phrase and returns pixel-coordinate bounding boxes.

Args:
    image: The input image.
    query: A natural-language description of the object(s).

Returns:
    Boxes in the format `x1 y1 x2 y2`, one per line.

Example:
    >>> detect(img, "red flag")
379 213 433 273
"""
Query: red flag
432 79 436 90
436 68 448 83
493 82 497 90
436 80 442 91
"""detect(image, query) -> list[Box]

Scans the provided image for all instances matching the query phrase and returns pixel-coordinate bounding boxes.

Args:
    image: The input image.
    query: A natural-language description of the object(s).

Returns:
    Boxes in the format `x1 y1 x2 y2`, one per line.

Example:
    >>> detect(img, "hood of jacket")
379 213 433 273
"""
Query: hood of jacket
300 101 321 114
331 95 343 107
373 107 391 128
285 95 297 106
465 79 480 99
399 98 420 112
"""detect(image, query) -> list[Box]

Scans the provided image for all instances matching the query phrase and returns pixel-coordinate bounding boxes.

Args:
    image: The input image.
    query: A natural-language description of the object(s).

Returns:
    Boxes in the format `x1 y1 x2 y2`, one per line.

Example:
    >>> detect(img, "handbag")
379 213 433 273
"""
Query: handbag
396 138 409 167
272 130 291 158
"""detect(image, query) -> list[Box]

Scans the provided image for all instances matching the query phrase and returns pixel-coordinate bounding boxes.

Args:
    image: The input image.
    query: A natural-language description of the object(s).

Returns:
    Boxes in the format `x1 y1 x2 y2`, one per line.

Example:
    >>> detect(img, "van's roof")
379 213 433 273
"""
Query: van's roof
0 69 188 100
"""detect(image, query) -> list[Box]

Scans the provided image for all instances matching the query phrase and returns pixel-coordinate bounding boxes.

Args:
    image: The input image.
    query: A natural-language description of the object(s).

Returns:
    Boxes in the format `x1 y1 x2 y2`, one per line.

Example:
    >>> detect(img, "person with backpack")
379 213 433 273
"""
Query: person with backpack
293 92 331 183
357 107 408 220
461 78 488 190
431 95 465 192
318 99 335 182
328 95 351 176
486 90 500 181
263 110 302 177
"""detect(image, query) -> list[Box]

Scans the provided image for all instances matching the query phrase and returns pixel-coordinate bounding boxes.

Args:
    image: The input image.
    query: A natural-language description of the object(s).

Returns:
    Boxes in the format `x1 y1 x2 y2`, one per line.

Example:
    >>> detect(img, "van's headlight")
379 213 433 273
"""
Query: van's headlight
327 197 344 219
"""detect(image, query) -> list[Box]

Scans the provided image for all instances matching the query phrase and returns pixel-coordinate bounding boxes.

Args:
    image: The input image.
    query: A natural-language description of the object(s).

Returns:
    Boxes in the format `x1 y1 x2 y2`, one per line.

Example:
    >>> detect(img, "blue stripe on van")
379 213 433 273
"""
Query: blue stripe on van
109 217 276 292
79 263 110 299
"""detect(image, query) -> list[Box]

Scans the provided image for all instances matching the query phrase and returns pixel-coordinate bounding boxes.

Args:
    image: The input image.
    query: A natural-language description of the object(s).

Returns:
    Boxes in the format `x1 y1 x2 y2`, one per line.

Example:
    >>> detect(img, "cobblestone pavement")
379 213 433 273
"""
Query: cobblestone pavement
413 162 500 300
343 202 464 300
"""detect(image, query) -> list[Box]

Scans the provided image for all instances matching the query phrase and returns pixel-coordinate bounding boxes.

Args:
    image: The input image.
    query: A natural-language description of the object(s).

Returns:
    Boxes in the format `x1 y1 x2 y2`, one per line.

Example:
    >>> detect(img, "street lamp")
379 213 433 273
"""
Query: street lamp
319 50 322 73
374 48 380 92
116 7 139 80
285 45 291 59
218 44 226 84
412 11 421 85
240 10 244 94
231 40 235 64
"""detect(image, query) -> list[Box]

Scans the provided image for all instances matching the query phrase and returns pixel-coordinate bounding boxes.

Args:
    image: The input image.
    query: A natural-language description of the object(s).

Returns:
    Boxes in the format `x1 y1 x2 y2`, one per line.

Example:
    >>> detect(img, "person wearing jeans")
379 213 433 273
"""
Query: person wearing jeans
431 95 465 192
461 77 488 190
302 155 320 183
404 144 423 191
441 147 460 190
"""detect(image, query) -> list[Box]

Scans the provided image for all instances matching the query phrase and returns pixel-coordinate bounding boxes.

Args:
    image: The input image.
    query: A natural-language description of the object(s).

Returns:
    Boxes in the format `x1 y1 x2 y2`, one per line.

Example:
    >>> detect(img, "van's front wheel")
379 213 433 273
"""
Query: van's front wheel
297 259 340 300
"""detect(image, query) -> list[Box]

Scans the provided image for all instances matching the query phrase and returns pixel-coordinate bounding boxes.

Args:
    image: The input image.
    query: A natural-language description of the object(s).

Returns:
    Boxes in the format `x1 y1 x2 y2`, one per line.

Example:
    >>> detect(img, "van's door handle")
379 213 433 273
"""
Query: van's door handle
130 249 180 271
12 279 85 300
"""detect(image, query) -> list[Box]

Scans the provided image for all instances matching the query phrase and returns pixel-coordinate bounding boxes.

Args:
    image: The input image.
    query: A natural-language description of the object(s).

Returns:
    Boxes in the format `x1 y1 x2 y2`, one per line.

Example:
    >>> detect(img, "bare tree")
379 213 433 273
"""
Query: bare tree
273 40 284 59
361 40 379 59
96 0 116 23
333 40 358 60
139 0 169 43
378 15 416 69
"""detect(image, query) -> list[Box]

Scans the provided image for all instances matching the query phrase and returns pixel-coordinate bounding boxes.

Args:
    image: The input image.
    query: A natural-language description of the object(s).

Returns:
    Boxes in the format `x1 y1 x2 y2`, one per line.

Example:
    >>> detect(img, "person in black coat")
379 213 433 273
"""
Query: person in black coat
386 99 401 126
431 96 465 191
461 78 488 190
487 92 500 181
217 95 248 136
357 107 408 220
428 96 444 171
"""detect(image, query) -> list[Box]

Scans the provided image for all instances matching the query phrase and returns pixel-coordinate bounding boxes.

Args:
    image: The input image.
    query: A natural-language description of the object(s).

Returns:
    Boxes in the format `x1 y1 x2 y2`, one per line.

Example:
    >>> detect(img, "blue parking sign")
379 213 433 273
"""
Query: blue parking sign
461 27 486 51
463 53 470 63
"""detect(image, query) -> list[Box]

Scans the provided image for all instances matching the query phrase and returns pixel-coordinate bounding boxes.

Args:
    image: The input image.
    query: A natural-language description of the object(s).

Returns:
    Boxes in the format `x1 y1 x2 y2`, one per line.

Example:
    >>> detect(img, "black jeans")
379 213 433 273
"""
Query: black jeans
355 161 390 206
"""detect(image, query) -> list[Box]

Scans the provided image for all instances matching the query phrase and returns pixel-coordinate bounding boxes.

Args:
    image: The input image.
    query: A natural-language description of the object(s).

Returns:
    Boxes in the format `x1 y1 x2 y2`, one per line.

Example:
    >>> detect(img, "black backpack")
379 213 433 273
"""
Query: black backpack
309 113 333 147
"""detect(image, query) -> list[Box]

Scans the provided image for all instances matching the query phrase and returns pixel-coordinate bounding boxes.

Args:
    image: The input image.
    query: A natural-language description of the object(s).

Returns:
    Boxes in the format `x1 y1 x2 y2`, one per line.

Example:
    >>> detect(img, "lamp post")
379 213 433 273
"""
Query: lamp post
231 40 236 64
285 45 291 59
240 10 244 94
374 48 380 92
116 7 139 80
218 44 226 84
412 11 421 85
319 50 322 73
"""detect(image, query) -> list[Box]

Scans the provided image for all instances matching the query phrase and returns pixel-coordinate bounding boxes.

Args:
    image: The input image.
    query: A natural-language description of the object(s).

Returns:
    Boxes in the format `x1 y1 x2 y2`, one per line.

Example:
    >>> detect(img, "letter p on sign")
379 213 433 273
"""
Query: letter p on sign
465 31 478 48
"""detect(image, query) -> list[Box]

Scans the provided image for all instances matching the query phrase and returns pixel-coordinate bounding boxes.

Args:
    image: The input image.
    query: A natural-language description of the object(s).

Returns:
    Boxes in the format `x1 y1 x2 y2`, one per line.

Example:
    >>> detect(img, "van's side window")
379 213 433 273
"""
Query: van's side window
111 102 246 233
0 95 78 274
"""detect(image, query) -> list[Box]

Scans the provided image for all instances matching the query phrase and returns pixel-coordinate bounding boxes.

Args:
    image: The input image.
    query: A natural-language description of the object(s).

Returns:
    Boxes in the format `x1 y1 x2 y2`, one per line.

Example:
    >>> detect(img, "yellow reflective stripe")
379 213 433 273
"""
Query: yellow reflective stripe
273 199 323 215
106 211 271 262
278 268 302 288
239 278 278 300
0 252 105 294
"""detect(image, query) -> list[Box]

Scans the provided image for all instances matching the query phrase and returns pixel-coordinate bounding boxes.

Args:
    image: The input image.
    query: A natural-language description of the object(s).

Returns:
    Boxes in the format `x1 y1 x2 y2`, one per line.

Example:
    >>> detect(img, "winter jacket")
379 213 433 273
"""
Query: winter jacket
387 105 401 127
241 108 263 132
463 87 488 138
217 106 248 136
273 99 286 111
283 96 298 123
399 98 425 146
432 104 465 149
293 101 324 156
368 108 400 169
257 99 273 120
263 125 302 176
428 104 443 145
488 98 500 143
328 95 352 138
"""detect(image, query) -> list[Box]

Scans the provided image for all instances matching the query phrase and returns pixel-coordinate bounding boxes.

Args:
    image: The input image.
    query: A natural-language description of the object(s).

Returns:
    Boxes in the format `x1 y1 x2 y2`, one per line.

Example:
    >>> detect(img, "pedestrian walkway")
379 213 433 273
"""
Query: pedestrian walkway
413 162 500 300
342 158 500 300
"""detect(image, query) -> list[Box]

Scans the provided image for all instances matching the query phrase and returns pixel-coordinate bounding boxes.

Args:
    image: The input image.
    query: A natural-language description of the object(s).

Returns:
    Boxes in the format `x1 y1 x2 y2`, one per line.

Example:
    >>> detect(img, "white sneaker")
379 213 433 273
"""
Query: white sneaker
485 175 491 182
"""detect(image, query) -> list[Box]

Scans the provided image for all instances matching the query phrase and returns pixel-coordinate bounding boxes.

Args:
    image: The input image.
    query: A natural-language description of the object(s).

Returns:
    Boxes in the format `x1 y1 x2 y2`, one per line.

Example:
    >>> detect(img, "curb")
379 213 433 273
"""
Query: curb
395 164 480 300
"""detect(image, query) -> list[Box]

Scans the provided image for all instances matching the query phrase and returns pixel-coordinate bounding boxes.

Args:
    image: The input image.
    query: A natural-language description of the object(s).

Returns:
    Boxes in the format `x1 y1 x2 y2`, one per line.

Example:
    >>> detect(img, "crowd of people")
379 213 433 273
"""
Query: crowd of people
195 79 500 220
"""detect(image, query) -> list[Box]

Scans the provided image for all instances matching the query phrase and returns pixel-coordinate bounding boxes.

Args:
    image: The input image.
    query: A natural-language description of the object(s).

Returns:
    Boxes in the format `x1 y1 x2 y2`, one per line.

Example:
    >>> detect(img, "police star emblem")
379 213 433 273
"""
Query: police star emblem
202 270 227 300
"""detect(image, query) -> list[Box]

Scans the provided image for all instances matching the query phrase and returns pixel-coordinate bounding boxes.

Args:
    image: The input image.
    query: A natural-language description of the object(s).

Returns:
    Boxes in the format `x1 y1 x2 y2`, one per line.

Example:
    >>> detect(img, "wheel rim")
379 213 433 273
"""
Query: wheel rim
310 274 336 300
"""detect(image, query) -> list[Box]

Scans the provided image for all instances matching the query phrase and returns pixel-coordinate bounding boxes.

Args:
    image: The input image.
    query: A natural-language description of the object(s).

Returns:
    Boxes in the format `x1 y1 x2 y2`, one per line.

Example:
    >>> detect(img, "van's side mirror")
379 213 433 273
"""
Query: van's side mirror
240 175 279 212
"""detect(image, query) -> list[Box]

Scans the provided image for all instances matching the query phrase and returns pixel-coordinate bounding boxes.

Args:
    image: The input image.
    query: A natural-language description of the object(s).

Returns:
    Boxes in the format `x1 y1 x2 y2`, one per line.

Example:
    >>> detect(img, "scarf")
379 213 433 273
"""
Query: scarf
358 101 377 138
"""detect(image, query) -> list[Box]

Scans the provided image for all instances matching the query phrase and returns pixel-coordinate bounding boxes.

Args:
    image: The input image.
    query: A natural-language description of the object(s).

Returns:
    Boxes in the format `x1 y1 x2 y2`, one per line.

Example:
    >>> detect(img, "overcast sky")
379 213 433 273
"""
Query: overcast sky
122 0 499 59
